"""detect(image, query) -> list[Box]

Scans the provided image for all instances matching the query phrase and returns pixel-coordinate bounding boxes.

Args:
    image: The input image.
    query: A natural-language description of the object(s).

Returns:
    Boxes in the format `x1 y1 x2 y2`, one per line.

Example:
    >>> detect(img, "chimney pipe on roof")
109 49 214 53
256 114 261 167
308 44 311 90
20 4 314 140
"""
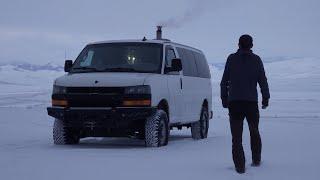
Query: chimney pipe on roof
156 26 162 40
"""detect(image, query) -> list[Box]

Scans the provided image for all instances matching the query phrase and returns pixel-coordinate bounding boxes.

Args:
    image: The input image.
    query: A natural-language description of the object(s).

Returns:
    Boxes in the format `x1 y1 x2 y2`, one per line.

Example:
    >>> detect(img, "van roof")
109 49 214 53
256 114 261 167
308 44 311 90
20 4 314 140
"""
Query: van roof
89 39 203 54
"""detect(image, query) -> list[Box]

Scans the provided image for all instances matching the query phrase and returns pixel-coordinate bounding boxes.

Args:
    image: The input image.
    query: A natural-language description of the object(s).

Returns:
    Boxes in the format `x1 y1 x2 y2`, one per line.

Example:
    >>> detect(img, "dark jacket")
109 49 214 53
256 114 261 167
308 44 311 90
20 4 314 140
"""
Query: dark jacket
220 49 270 102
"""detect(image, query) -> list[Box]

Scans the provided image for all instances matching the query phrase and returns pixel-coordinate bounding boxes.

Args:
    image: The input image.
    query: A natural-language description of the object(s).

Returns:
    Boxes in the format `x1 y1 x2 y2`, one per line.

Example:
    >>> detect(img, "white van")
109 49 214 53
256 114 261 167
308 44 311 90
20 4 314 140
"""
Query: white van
47 28 212 147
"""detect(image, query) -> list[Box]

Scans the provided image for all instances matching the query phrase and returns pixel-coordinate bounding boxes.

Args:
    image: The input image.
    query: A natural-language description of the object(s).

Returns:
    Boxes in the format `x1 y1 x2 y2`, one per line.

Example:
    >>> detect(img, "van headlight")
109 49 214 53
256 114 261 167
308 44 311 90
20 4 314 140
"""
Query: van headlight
124 85 151 94
52 85 67 94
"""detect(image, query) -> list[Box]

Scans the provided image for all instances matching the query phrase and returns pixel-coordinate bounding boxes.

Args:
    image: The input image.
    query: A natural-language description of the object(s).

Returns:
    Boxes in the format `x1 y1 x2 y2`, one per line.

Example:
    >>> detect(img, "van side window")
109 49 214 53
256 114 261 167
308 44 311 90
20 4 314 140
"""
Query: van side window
165 48 176 68
185 49 199 77
193 52 211 78
176 47 198 77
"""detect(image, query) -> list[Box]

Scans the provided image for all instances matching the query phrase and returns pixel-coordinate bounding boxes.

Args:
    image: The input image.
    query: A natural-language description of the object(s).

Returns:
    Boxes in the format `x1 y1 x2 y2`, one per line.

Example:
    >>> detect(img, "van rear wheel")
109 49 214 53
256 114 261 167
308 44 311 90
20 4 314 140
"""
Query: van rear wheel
191 106 209 140
145 110 169 147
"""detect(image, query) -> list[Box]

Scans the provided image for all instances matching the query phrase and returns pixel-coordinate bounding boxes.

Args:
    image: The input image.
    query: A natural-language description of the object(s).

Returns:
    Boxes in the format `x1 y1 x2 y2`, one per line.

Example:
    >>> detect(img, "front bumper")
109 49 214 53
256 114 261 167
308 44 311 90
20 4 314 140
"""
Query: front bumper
47 106 156 129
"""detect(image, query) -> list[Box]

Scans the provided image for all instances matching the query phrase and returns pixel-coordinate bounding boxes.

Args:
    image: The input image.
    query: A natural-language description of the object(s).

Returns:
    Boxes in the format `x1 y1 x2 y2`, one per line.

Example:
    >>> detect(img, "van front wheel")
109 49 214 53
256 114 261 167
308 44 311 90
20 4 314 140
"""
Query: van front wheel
53 119 80 145
191 106 209 140
145 110 169 147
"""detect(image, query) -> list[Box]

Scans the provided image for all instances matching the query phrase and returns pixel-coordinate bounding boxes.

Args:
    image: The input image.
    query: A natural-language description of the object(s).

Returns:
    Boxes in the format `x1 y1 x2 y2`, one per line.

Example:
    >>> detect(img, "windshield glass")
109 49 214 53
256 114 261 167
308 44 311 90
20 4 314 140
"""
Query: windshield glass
71 43 163 73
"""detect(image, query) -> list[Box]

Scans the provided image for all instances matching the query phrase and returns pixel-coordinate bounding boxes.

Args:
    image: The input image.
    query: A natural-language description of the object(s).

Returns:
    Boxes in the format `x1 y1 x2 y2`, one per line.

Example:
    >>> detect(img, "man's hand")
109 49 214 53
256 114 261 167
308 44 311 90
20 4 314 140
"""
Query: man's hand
262 99 269 109
222 98 228 108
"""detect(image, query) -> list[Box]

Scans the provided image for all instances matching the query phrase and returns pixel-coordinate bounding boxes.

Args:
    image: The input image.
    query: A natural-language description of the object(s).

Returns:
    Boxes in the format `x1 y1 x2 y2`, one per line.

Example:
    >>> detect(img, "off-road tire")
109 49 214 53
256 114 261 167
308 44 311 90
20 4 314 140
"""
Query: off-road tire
145 110 169 147
191 106 209 140
53 119 80 145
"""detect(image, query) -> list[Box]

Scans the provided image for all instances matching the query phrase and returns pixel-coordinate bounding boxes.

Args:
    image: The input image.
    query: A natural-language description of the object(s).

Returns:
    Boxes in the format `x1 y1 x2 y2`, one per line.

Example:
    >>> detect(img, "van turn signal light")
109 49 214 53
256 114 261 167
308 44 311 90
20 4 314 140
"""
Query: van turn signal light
123 99 151 106
52 99 68 107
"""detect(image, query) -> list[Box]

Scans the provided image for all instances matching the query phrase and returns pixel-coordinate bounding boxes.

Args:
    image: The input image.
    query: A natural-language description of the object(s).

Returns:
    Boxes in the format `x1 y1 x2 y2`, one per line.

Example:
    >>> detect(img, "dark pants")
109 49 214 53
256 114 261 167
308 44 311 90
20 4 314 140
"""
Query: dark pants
228 101 262 169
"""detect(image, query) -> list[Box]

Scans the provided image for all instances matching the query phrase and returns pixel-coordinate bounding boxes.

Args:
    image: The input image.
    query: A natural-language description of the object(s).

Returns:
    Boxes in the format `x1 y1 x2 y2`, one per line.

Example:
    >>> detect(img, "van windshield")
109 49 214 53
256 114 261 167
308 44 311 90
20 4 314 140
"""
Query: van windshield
71 43 163 73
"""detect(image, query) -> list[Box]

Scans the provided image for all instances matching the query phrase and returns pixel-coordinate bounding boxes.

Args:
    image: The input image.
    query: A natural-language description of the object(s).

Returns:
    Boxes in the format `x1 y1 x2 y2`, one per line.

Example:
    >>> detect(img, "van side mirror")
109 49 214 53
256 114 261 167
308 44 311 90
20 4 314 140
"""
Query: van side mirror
171 58 182 72
64 60 73 72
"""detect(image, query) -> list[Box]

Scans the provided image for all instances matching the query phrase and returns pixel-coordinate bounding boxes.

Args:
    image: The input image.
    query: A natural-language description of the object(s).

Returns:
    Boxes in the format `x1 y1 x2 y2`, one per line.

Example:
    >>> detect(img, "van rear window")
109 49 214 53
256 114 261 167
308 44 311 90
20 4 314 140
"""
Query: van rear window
193 52 211 78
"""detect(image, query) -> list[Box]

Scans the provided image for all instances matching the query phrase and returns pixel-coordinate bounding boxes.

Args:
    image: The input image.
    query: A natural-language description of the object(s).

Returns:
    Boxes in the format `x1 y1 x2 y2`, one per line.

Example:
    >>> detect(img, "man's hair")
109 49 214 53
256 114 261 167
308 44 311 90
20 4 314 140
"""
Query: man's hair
239 34 253 50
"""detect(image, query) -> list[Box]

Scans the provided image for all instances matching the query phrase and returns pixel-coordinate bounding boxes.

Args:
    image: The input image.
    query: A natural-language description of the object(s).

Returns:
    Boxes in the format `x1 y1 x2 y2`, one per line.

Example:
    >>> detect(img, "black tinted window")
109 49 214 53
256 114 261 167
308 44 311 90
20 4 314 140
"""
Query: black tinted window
177 48 198 77
72 43 163 73
193 52 211 78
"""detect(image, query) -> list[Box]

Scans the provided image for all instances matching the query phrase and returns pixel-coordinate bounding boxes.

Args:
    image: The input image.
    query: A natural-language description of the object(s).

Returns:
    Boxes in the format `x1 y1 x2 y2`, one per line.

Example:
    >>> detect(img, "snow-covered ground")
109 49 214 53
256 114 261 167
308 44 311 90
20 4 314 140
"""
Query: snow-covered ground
0 63 62 108
0 58 319 179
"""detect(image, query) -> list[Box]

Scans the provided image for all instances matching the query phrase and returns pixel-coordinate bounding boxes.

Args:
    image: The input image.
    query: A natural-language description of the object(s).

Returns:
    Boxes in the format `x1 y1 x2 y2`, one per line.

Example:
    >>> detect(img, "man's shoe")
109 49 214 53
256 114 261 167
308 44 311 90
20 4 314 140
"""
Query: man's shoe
235 167 245 174
251 161 261 167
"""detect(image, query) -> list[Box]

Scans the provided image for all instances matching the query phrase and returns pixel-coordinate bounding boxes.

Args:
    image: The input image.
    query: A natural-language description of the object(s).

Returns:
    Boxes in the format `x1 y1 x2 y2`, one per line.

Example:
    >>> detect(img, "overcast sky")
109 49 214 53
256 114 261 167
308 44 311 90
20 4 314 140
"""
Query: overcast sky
0 0 319 64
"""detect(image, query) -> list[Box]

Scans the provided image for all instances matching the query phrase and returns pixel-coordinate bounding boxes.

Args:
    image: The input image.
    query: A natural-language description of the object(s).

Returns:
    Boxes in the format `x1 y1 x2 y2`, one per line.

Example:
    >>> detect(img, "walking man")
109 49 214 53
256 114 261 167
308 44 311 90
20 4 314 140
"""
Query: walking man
220 35 270 174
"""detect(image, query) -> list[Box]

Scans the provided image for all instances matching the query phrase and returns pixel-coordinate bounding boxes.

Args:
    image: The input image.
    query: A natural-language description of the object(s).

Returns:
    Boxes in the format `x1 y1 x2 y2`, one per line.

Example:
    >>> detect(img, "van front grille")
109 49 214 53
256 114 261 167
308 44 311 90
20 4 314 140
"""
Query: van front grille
63 87 125 107
67 94 123 107
67 87 125 95
52 87 150 108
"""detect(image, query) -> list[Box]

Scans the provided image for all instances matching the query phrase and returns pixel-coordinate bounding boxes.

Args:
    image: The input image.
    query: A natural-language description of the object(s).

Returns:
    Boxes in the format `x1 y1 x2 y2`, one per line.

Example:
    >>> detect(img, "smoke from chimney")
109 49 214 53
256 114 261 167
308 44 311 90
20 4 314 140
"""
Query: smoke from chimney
158 0 209 29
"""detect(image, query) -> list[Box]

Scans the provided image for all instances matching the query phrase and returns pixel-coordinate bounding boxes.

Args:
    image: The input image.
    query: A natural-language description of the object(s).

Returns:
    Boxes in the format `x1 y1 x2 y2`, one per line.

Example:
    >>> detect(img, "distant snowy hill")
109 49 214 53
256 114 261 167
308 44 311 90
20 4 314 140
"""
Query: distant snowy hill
210 56 320 83
0 63 64 107
0 62 63 72
0 62 64 88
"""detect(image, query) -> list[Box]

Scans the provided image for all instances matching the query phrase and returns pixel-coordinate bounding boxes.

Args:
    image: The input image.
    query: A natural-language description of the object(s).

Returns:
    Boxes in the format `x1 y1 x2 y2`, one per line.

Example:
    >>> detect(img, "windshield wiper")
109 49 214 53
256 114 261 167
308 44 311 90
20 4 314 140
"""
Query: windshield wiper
103 67 143 72
71 67 102 72
72 67 153 73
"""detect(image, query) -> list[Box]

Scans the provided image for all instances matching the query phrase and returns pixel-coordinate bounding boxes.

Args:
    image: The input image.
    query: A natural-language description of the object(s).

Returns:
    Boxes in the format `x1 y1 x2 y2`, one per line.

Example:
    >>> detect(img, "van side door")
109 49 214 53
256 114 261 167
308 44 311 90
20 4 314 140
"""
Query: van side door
164 45 184 123
176 48 202 123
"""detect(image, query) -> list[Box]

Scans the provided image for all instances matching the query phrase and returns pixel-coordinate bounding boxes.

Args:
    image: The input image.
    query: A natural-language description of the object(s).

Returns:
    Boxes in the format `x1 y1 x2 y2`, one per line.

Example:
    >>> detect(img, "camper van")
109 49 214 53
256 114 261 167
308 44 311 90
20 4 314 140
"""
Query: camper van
47 27 212 147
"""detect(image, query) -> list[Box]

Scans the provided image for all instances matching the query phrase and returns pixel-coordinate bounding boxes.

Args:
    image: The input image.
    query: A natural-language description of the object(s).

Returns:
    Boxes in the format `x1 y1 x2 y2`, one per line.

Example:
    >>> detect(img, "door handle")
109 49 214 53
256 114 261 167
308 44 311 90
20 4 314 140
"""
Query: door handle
180 78 183 89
